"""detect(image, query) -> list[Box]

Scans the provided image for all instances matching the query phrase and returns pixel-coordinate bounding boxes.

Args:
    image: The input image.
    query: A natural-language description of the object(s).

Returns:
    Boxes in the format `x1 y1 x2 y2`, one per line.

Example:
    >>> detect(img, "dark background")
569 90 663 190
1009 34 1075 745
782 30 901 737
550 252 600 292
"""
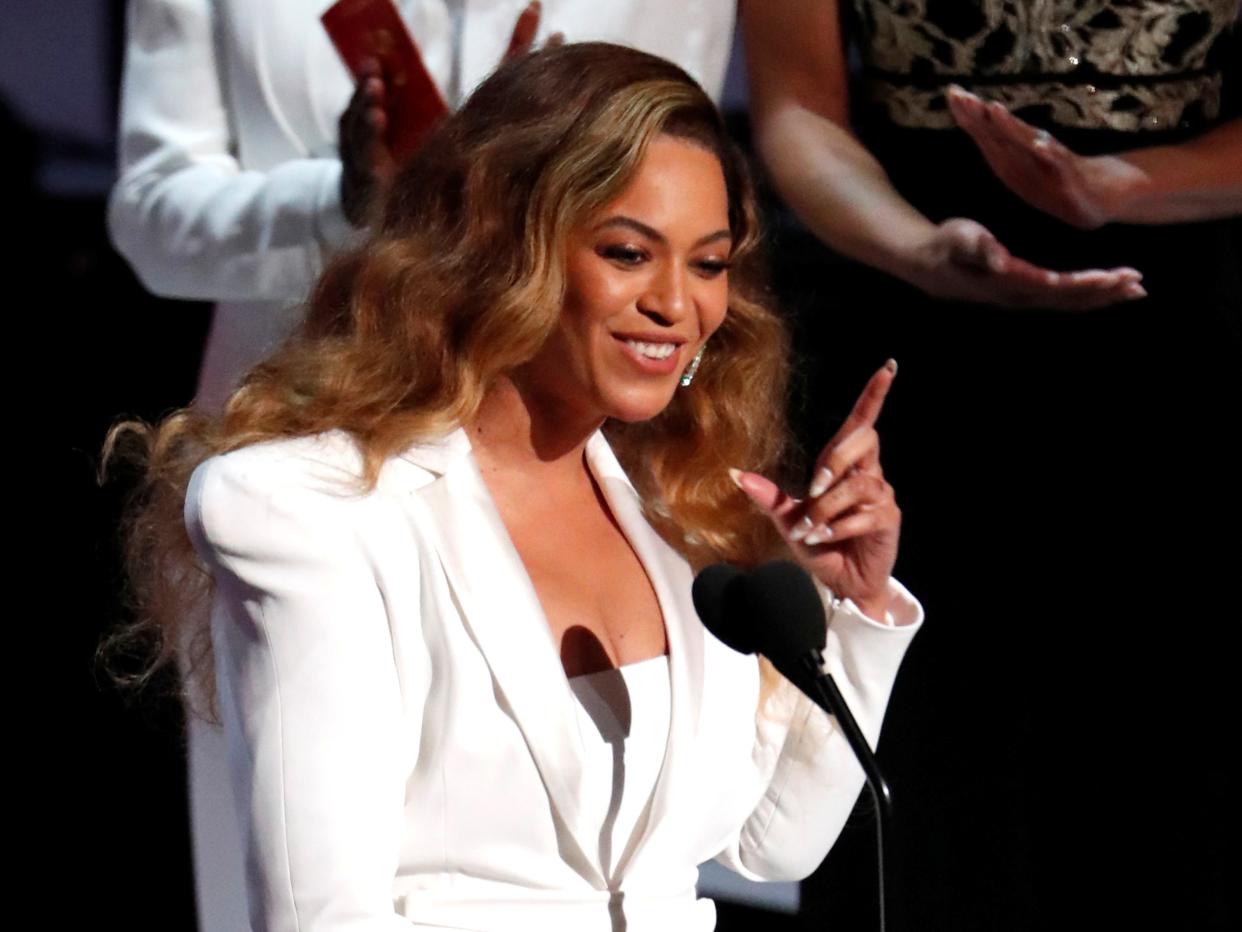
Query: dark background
12 3 1236 931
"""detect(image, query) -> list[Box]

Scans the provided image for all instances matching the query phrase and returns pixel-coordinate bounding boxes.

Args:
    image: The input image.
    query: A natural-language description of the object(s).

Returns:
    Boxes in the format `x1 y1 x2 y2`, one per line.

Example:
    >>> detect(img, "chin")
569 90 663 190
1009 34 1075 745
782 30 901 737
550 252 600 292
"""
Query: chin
601 385 679 424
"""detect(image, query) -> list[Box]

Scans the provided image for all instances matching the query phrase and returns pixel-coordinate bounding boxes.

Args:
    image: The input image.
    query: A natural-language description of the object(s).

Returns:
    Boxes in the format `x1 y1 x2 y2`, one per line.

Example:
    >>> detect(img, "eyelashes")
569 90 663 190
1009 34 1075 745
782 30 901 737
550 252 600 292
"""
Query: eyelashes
695 258 733 275
596 244 732 277
600 244 646 265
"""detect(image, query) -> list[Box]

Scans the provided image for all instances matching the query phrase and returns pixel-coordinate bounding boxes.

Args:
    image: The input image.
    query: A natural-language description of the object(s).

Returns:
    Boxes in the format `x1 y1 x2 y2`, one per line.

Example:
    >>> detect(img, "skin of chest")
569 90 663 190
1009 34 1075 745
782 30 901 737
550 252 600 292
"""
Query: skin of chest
488 469 668 677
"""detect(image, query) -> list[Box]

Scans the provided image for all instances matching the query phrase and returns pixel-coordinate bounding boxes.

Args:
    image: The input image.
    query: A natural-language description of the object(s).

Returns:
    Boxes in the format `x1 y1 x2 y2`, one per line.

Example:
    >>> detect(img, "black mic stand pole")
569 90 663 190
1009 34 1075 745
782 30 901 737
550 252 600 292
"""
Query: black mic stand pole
798 653 896 932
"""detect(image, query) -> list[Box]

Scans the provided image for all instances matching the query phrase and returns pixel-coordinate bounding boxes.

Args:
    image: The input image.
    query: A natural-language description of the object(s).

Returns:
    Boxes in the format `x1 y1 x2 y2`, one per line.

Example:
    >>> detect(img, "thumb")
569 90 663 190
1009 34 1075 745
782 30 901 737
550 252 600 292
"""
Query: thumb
729 468 794 516
944 218 1006 272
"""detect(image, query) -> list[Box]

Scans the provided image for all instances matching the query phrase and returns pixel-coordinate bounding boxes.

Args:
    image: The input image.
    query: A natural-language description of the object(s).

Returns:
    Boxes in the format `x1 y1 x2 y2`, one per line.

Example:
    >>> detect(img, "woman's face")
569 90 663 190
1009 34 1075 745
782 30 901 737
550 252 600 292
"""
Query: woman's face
524 134 733 425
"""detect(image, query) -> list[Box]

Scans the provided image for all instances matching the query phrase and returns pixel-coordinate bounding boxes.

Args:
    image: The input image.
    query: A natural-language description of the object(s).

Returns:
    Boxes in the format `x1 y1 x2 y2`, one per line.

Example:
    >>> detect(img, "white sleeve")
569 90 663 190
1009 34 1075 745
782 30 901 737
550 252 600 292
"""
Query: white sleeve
108 0 356 303
716 578 923 882
186 455 418 931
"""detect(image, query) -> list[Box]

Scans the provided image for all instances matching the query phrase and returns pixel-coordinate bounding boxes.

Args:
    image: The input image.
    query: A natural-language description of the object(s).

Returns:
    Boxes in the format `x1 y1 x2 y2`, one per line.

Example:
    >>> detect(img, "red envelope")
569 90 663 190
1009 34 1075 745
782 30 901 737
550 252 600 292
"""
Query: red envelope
322 0 449 160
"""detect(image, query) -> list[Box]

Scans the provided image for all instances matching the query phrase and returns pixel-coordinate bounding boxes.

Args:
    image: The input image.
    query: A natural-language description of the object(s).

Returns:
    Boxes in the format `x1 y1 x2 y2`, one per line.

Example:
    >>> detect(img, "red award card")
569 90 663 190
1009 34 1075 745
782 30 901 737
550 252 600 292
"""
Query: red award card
322 0 449 160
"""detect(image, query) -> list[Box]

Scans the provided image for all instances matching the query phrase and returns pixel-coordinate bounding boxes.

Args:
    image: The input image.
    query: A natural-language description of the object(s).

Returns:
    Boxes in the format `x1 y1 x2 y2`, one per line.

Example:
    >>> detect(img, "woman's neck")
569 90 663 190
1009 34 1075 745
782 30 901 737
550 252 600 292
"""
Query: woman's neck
468 375 604 486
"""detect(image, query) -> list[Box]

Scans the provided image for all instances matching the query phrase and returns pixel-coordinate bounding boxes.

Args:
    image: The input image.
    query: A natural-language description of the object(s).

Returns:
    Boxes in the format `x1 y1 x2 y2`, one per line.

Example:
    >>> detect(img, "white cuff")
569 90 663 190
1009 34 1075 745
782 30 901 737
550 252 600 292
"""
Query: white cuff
820 576 924 632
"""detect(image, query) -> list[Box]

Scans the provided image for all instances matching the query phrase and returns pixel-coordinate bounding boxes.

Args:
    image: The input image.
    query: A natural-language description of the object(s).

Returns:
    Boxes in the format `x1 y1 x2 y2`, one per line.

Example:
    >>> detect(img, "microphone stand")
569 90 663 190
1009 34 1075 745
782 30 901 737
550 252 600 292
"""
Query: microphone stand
798 653 895 932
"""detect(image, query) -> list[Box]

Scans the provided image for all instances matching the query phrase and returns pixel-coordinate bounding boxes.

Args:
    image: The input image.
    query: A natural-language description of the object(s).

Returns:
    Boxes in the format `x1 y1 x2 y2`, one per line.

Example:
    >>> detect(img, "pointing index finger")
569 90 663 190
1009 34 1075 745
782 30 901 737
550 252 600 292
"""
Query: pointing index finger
844 359 897 433
809 361 896 498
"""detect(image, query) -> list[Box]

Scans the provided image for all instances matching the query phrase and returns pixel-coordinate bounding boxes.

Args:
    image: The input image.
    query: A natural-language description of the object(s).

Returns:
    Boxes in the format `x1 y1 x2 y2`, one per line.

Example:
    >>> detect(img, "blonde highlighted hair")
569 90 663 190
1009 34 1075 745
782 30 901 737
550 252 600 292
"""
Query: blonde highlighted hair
107 43 795 714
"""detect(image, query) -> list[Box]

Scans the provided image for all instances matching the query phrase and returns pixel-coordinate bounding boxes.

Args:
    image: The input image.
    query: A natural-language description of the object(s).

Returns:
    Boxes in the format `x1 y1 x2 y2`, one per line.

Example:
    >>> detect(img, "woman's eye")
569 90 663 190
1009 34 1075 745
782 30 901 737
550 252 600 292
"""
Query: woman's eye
695 257 732 278
599 244 647 265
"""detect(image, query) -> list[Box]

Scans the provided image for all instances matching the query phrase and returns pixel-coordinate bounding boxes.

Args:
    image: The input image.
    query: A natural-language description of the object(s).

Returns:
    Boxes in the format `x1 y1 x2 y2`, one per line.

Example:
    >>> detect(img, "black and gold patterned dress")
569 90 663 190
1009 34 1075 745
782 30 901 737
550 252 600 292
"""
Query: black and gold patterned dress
777 4 1240 930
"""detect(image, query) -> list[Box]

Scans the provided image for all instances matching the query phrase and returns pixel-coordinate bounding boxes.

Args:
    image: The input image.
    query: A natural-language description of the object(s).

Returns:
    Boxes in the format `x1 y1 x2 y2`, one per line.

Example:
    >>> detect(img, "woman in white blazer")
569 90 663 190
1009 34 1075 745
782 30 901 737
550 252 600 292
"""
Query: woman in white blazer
116 44 921 930
108 7 738 927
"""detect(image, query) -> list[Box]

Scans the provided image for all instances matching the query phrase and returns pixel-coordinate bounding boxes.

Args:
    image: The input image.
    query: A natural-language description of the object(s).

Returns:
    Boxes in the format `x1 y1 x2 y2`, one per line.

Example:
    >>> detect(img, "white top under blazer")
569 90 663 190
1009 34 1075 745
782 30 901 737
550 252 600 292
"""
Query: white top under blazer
185 427 922 931
569 656 672 884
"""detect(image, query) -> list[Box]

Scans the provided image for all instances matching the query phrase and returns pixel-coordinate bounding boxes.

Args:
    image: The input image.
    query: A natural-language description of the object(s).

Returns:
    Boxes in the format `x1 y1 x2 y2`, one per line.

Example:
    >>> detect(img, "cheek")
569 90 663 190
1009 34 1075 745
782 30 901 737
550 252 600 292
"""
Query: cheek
701 284 730 340
563 262 633 329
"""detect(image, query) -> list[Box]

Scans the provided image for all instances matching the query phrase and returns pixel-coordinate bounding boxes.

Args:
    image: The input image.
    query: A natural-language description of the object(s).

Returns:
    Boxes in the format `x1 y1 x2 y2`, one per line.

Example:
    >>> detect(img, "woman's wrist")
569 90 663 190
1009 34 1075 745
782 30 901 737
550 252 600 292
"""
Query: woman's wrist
862 215 943 290
1079 153 1150 226
851 593 893 624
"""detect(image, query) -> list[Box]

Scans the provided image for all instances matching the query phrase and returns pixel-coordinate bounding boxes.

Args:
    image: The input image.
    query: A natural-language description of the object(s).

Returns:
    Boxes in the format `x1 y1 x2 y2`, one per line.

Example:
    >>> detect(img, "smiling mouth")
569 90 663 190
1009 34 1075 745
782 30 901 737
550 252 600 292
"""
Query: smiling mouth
622 339 678 360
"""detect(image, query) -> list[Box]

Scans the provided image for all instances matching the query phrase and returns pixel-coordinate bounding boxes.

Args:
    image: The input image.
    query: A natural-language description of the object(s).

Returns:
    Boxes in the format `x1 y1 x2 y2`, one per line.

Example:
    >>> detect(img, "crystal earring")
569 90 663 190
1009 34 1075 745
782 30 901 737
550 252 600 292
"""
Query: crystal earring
679 346 705 388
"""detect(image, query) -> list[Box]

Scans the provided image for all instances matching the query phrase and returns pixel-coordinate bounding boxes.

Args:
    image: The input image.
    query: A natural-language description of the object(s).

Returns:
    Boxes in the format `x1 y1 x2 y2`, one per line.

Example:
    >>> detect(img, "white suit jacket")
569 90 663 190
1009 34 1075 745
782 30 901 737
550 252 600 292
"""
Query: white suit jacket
107 0 738 409
185 428 922 931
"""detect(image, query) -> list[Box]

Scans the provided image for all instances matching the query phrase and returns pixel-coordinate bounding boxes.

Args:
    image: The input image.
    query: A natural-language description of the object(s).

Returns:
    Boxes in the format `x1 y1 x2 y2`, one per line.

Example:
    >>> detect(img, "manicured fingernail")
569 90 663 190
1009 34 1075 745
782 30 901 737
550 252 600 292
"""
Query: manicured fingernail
808 467 834 499
988 252 1006 273
804 525 834 546
728 467 745 489
1125 283 1148 299
789 515 814 542
884 358 898 376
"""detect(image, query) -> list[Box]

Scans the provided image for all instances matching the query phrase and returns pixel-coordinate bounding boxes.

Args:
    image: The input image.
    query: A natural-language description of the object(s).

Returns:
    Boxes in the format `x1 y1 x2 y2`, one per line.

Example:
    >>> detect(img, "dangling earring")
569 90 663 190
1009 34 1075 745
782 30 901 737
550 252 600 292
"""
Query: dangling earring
680 346 705 388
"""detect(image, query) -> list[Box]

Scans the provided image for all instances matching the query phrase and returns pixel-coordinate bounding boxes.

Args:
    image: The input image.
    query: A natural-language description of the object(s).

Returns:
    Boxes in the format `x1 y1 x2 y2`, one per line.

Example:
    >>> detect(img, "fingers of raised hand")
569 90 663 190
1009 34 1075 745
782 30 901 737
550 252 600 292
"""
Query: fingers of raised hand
730 469 797 518
936 220 1145 306
732 465 898 552
504 1 542 61
342 67 387 136
798 472 893 545
990 104 1075 171
806 497 902 547
824 362 896 451
949 87 1043 153
997 257 1145 307
810 424 880 497
731 469 834 549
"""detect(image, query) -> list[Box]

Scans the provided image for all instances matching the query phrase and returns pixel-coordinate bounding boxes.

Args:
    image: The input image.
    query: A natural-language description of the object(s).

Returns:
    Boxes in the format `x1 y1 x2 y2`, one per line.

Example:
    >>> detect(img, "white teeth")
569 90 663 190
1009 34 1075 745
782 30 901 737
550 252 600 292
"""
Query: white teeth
624 340 677 360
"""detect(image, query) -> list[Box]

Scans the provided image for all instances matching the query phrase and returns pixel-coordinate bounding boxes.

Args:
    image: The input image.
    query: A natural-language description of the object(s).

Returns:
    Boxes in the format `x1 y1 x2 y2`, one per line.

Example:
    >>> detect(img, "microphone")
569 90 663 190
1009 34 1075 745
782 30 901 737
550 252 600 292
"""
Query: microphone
692 560 898 932
692 561 826 653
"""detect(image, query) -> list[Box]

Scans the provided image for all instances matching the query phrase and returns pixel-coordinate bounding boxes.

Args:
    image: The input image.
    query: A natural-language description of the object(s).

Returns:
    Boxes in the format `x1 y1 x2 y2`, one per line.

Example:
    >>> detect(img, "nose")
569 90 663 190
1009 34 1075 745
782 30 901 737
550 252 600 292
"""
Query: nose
637 261 691 327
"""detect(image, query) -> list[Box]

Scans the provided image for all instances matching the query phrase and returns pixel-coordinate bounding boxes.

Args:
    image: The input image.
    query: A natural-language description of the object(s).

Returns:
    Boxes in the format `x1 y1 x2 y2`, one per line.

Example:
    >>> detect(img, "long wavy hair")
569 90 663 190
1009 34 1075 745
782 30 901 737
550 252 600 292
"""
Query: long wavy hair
107 43 795 716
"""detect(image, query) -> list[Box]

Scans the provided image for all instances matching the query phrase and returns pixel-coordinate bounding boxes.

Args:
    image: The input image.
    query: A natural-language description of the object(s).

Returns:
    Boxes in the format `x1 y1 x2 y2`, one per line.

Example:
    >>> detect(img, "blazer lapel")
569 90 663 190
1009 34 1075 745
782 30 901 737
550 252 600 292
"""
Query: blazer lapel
397 429 708 886
401 429 606 888
585 434 705 876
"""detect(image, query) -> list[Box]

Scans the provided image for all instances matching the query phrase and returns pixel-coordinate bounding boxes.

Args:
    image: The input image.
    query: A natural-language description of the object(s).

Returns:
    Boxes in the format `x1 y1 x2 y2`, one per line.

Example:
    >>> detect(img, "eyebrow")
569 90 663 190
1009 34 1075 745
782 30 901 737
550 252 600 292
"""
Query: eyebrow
596 215 733 248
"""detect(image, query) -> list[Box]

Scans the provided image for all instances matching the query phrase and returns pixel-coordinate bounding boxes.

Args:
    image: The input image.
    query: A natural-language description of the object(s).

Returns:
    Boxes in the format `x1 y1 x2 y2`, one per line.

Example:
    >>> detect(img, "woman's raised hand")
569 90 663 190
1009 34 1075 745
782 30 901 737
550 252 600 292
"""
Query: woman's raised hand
903 216 1146 309
732 362 902 621
340 5 557 228
946 85 1144 231
339 57 397 228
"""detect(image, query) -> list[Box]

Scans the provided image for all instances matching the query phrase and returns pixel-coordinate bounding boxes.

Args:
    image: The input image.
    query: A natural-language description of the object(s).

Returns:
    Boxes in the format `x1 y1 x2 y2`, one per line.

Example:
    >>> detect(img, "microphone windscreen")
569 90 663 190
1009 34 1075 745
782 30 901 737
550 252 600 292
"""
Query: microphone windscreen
747 561 827 662
691 563 756 655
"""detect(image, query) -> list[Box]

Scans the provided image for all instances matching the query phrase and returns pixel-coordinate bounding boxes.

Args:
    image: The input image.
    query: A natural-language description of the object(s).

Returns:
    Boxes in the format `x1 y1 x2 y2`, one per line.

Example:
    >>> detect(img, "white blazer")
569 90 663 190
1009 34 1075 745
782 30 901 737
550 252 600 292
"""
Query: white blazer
108 0 738 409
185 427 922 931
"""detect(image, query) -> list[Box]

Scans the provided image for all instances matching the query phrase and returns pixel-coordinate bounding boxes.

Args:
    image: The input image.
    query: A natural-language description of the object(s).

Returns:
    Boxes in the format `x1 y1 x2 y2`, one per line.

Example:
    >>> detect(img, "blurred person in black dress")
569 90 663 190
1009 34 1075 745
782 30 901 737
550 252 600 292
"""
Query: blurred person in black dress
742 2 1240 929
